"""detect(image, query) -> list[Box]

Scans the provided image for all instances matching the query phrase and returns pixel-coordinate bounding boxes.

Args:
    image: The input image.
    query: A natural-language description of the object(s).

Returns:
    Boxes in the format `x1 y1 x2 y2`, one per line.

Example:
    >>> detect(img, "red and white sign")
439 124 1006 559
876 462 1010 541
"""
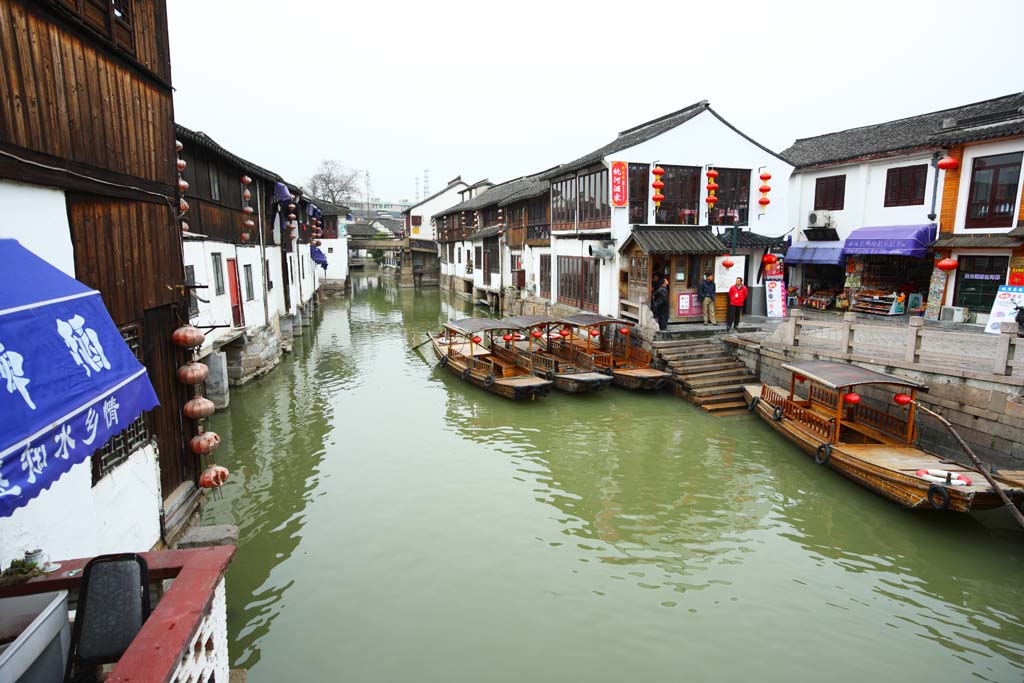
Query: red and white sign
610 161 628 208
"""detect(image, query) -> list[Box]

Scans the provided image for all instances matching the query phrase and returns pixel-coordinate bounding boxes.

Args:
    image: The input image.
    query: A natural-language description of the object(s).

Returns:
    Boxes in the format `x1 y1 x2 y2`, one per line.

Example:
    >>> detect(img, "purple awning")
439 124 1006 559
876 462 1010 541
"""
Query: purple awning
311 246 328 272
844 224 936 258
273 182 292 203
785 240 845 265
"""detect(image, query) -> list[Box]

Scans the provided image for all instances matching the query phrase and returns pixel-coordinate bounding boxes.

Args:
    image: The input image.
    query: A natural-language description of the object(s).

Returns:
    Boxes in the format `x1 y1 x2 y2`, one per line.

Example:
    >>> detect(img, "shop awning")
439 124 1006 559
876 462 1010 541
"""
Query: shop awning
784 241 846 265
619 226 726 255
0 239 159 518
311 245 328 272
844 224 936 258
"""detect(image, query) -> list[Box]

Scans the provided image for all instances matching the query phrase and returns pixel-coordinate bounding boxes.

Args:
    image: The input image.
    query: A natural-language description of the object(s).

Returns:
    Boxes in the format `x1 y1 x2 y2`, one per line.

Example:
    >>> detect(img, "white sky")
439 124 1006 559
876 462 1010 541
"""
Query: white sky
168 0 1023 203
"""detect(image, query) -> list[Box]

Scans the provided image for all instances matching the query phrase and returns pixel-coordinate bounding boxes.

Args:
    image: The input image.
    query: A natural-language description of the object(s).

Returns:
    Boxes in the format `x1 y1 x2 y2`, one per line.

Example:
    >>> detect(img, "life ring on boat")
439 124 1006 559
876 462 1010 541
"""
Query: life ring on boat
603 367 614 377
914 469 972 487
462 367 471 380
927 483 951 511
540 385 551 396
545 370 554 381
484 374 495 387
439 355 449 368
772 405 784 422
814 443 832 465
747 397 760 412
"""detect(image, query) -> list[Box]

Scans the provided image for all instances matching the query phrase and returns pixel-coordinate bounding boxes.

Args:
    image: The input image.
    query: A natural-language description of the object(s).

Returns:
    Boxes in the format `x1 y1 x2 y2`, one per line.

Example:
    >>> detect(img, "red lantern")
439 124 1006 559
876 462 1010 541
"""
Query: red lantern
240 232 250 243
843 392 862 405
190 431 221 455
240 175 252 185
471 335 482 344
179 198 190 213
177 361 209 385
242 206 254 215
758 197 771 207
176 158 187 172
243 189 252 201
181 220 190 233
706 182 719 192
183 397 216 420
199 464 230 489
172 325 205 348
759 184 772 193
619 327 630 335
589 329 600 337
502 333 513 342
759 172 772 182
762 253 778 265
894 393 913 406
936 258 958 272
937 156 958 171
559 329 571 338
652 166 665 178
243 219 255 229
705 195 718 204
722 258 735 269
706 168 719 179
288 203 297 211
531 330 543 339
288 213 297 221
652 193 666 203
652 180 665 191
177 178 189 192
175 139 183 152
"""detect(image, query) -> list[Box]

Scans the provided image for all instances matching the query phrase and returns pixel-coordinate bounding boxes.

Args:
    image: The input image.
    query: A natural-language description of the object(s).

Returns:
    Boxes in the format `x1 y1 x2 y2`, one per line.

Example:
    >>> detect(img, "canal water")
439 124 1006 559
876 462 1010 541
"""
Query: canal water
202 273 1024 683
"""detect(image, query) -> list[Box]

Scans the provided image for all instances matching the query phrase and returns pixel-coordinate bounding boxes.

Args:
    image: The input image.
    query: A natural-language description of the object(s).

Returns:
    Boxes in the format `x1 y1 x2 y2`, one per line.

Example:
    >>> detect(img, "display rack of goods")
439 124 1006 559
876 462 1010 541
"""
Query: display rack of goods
806 290 839 310
851 290 906 315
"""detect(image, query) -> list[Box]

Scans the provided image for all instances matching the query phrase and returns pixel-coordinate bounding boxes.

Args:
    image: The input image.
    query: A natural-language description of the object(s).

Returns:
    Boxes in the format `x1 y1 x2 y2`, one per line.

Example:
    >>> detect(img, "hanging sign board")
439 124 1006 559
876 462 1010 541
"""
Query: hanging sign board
676 292 698 316
984 285 1024 334
610 161 628 208
764 260 787 318
714 255 747 293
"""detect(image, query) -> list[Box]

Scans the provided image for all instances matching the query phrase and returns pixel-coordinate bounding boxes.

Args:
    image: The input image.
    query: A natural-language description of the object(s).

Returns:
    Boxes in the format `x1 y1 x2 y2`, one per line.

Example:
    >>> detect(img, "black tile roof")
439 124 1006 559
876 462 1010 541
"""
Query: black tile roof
619 226 727 255
175 123 300 191
310 198 351 216
469 225 502 241
932 234 1023 249
345 222 387 237
782 93 1024 169
436 172 550 217
718 227 786 249
402 177 468 214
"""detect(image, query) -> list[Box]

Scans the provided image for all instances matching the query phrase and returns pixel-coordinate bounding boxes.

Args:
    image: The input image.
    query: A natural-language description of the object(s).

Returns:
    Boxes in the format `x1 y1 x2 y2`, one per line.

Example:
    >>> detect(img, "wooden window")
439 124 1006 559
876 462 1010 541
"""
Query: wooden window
577 170 610 228
211 253 225 295
655 165 699 225
184 265 199 318
710 168 751 225
628 163 650 224
60 0 137 56
208 164 221 202
475 246 482 265
265 259 273 290
457 247 461 264
92 324 150 484
448 243 455 263
557 256 600 311
954 255 1009 312
965 152 1022 229
483 207 500 226
551 178 577 226
510 254 522 271
412 215 422 226
244 264 254 301
884 165 927 207
814 175 846 211
540 254 551 297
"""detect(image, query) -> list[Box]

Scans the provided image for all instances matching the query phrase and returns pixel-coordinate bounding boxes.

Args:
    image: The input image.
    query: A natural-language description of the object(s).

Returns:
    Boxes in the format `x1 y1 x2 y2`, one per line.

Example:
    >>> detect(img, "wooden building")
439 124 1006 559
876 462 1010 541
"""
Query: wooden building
0 0 197 557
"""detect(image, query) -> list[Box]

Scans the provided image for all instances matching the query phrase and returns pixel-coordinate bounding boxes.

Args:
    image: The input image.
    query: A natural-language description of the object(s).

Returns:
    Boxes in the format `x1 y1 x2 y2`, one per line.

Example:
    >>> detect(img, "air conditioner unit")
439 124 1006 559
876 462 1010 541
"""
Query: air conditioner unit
807 211 832 228
939 306 971 323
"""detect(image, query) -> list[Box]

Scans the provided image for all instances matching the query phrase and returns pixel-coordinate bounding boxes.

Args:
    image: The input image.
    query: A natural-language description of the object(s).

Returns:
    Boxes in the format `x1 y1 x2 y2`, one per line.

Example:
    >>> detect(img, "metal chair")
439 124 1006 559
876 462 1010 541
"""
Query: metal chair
64 553 151 682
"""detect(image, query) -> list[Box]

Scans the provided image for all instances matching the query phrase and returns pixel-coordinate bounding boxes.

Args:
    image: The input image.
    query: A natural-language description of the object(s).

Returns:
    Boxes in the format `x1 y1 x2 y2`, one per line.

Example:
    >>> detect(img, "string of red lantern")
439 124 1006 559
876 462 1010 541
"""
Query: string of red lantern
705 168 719 208
758 170 771 210
240 174 253 243
176 140 189 233
652 166 666 207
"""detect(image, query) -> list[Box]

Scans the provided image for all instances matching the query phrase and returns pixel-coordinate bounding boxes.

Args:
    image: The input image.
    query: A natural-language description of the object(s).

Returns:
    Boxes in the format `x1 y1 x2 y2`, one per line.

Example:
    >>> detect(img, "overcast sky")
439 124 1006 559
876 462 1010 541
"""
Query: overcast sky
168 0 1022 203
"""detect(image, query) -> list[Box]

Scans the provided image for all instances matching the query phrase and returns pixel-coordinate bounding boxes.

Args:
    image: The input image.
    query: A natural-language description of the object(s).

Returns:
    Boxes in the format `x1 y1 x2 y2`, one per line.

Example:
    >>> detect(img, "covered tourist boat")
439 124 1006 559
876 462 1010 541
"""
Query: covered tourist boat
428 318 553 400
745 360 1024 512
559 314 671 391
499 315 613 393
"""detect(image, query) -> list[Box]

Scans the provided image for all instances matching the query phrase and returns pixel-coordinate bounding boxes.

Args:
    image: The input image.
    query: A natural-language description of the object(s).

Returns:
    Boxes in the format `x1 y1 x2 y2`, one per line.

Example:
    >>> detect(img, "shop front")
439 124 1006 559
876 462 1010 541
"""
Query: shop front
928 234 1024 324
843 224 936 316
784 240 847 311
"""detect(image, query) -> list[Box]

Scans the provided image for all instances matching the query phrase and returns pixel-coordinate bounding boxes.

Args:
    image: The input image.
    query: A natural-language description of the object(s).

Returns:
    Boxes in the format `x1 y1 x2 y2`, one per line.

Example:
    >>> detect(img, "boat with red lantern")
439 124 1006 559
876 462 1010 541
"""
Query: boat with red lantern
498 315 613 393
745 360 1024 512
428 318 553 400
558 314 671 391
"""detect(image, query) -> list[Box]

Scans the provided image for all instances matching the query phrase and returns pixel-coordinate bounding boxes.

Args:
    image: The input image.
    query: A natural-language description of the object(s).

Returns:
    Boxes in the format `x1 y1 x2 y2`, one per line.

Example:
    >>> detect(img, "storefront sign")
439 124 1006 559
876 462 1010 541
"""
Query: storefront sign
610 161 627 208
984 285 1024 334
764 260 787 318
714 255 748 293
677 292 698 316
1009 255 1024 286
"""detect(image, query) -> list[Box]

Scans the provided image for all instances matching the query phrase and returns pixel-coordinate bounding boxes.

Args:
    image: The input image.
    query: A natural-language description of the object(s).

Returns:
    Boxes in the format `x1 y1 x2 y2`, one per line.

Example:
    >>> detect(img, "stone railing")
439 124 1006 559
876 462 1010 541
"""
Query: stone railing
781 310 1021 379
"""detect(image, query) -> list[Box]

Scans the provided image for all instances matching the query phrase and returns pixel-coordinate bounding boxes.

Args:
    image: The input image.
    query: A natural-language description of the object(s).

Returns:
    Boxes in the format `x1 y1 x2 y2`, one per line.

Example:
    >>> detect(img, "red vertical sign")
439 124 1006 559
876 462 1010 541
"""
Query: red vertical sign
610 161 628 207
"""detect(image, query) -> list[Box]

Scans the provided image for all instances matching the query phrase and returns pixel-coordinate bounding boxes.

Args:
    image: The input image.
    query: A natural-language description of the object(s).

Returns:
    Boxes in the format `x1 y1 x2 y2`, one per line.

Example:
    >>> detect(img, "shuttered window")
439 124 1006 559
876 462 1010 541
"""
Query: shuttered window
884 165 927 207
814 175 846 211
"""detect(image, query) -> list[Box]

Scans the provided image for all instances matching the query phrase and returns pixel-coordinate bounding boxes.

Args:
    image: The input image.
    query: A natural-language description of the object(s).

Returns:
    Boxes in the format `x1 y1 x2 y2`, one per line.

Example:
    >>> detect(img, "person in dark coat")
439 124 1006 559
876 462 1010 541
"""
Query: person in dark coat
698 273 717 325
651 275 670 331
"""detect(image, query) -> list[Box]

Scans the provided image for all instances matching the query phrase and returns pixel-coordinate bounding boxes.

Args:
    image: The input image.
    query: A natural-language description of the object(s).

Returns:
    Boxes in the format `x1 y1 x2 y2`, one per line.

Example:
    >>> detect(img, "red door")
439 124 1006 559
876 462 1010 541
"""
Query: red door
227 258 244 326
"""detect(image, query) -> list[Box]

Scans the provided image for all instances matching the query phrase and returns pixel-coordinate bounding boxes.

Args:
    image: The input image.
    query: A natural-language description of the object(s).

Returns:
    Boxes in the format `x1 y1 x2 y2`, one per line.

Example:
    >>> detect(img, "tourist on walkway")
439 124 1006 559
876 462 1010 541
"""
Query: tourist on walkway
651 275 669 331
698 273 717 325
727 277 748 331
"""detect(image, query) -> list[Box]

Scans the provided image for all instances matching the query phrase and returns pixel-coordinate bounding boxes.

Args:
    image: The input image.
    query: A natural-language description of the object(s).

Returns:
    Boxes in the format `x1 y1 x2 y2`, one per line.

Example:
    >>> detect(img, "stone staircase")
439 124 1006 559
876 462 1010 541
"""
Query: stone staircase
653 337 757 415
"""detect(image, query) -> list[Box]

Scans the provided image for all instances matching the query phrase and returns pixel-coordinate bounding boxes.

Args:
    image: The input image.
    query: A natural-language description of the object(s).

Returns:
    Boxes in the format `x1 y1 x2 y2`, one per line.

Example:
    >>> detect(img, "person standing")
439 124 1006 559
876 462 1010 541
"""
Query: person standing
651 275 670 331
698 273 717 325
727 277 748 331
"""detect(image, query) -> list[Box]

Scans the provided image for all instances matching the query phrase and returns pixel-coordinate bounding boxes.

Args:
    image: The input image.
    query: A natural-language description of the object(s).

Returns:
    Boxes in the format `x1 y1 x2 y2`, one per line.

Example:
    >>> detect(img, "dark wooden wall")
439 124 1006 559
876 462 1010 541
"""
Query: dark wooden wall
0 0 175 192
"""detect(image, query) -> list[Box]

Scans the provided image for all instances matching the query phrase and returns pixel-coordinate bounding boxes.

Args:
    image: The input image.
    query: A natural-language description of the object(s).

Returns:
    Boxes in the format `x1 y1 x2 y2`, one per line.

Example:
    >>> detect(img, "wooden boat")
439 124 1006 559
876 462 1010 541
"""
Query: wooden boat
498 315 613 393
745 360 1024 512
558 314 671 391
428 318 553 400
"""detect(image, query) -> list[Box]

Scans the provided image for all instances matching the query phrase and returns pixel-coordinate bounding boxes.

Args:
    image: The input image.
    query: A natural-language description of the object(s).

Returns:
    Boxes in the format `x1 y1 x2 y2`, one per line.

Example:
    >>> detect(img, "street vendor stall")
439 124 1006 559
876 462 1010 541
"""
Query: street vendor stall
843 225 936 316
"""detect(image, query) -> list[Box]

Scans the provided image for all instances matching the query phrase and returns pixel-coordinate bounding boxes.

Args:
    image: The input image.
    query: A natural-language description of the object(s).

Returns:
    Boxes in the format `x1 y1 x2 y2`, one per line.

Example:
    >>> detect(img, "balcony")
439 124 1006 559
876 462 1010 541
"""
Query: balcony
0 546 235 683
526 224 550 245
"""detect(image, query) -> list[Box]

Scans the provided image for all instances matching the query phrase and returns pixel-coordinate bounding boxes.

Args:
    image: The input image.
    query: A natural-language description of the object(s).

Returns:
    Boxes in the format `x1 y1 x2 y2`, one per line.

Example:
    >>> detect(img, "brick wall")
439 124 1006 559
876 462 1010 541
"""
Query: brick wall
938 145 964 234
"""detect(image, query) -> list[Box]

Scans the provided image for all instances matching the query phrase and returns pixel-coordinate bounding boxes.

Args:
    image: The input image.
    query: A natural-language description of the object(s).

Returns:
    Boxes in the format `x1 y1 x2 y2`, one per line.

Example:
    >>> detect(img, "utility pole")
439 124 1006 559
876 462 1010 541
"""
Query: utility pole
423 169 430 197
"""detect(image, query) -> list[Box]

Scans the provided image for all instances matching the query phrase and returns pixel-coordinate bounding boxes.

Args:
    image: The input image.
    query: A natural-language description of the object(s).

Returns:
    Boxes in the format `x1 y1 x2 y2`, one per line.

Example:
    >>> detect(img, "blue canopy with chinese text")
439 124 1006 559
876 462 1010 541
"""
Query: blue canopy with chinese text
0 239 159 518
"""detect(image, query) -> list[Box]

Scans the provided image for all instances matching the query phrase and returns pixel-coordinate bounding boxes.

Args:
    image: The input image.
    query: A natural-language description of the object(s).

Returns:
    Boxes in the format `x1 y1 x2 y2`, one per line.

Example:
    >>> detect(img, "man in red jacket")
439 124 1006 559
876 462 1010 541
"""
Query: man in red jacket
726 277 748 331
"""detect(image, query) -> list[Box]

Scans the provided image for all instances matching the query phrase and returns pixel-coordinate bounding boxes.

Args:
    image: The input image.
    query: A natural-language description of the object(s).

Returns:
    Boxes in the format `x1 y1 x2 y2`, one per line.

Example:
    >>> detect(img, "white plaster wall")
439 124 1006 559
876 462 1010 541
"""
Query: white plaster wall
296 243 316 305
184 238 238 355
235 244 267 329
0 181 74 276
951 138 1024 234
0 444 161 568
286 250 299 315
320 236 349 283
406 182 468 241
265 246 287 319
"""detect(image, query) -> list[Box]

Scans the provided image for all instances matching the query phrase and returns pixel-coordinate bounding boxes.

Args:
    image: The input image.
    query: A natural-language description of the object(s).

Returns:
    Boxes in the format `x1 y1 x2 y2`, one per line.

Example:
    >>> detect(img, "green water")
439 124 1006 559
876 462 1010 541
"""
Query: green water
202 273 1024 682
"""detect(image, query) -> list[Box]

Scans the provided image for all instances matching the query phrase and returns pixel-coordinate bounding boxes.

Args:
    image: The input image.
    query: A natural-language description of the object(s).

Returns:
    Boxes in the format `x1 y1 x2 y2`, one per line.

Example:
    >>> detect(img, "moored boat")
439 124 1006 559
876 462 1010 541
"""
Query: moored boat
428 318 553 400
498 315 612 393
745 360 1024 512
559 314 671 391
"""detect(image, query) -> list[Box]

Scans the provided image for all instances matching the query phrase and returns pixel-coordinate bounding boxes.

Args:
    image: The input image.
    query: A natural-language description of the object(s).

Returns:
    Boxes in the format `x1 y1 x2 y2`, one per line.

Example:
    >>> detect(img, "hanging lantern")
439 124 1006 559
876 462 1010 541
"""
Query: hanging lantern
759 184 772 194
176 158 187 172
288 203 297 211
240 175 252 185
177 361 209 385
288 213 297 221
178 178 189 192
653 192 666 204
242 206 254 215
243 219 255 229
759 171 772 182
172 324 205 348
243 189 252 201
758 172 772 211
531 330 543 339
619 327 630 336
189 431 221 455
240 232 250 243
936 258 958 272
179 198 190 213
471 335 483 344
652 166 666 207
559 328 571 338
843 392 862 405
175 139 183 152
181 220 190 233
705 195 719 204
722 258 735 269
894 393 913 406
758 197 771 207
183 397 216 420
589 329 600 337
502 333 513 342
937 156 959 171
706 169 719 179
652 179 665 191
199 465 230 489
762 253 778 265
706 181 719 192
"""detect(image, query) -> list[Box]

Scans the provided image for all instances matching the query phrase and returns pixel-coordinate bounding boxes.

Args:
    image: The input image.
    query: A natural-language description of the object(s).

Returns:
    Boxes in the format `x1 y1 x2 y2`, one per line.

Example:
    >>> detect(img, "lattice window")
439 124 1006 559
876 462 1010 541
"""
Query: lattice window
92 324 152 484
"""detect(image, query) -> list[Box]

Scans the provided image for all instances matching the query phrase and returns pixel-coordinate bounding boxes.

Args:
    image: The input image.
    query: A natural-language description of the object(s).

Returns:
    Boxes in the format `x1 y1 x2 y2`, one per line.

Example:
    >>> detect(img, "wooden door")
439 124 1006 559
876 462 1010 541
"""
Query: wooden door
227 258 244 326
669 255 698 321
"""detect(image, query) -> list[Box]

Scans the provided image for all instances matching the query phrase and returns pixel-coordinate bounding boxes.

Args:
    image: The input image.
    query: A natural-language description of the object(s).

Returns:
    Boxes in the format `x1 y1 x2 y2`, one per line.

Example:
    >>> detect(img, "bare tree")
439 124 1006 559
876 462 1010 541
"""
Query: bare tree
306 160 360 205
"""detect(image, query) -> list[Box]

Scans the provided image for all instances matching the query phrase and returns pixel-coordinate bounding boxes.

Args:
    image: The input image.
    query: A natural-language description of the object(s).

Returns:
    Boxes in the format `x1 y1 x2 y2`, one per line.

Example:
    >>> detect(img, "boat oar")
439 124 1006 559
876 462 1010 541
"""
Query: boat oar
912 400 1024 529
410 333 435 351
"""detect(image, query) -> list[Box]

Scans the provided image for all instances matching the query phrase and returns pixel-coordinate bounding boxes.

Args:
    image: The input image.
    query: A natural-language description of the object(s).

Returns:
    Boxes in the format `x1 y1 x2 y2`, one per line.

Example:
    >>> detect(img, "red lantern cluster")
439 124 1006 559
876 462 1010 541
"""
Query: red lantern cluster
175 134 186 232
758 171 771 209
706 168 719 206
652 166 666 206
936 258 958 272
843 392 862 405
937 155 959 171
894 393 913 406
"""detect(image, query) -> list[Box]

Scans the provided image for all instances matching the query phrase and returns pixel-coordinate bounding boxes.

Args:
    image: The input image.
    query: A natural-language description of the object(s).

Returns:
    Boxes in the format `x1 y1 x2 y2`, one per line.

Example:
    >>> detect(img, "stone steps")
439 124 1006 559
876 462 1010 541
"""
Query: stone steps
668 355 736 370
658 345 721 360
683 373 758 389
695 391 747 407
674 364 748 380
688 382 753 398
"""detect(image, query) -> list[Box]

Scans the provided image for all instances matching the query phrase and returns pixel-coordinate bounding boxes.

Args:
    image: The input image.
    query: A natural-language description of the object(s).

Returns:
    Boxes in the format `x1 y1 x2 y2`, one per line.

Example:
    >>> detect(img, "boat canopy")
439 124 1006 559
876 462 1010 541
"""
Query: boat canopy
501 315 559 329
444 318 512 335
782 360 927 390
560 313 631 328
